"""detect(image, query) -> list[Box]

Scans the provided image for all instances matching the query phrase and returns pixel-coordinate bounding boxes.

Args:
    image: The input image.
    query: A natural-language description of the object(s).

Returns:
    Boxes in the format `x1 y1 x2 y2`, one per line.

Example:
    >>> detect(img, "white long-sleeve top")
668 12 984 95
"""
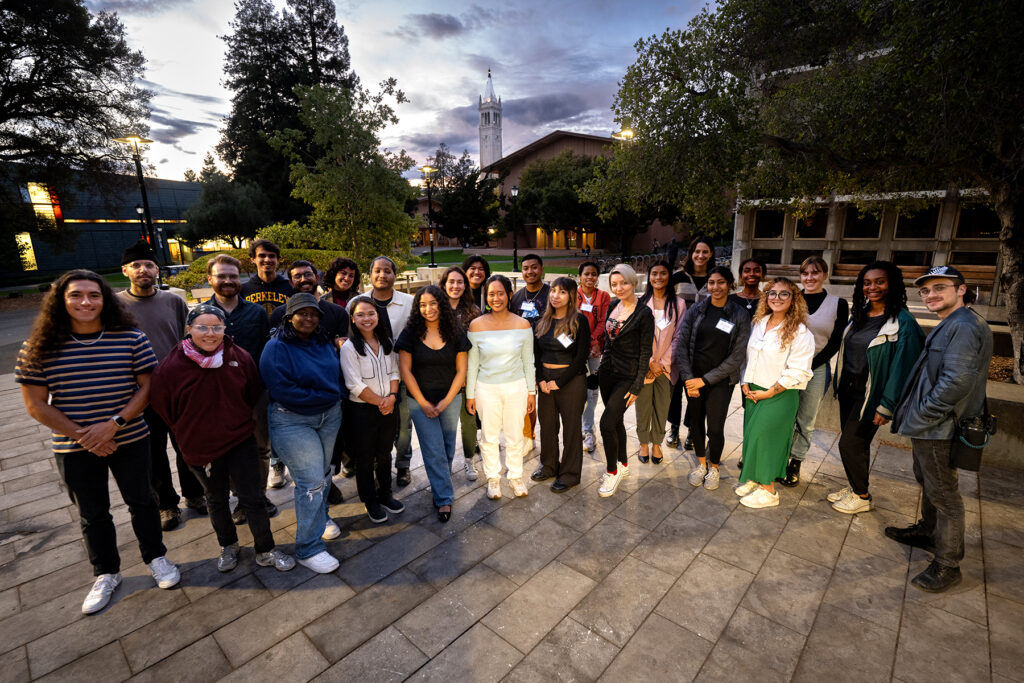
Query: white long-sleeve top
340 339 399 403
742 317 815 390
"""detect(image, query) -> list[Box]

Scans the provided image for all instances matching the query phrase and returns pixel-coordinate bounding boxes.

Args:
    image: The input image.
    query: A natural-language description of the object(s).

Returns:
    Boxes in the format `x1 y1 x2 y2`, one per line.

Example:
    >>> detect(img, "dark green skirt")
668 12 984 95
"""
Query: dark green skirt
740 384 800 485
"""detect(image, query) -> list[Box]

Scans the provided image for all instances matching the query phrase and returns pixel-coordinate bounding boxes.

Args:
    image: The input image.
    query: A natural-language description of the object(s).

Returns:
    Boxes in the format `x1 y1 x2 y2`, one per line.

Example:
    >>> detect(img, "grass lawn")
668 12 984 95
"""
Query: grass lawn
413 249 578 275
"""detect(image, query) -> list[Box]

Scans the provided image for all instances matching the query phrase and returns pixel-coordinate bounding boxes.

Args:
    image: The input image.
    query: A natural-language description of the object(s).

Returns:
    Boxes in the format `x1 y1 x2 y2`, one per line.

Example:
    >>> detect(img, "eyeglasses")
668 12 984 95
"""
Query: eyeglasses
192 325 226 334
918 284 954 297
766 291 793 300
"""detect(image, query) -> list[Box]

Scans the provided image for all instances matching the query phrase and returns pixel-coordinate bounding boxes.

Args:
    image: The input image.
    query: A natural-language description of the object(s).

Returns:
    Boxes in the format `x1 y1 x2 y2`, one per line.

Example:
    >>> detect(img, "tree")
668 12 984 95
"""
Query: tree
271 82 418 271
217 0 356 224
606 0 1024 382
183 168 198 182
179 153 271 248
427 143 503 246
0 0 150 269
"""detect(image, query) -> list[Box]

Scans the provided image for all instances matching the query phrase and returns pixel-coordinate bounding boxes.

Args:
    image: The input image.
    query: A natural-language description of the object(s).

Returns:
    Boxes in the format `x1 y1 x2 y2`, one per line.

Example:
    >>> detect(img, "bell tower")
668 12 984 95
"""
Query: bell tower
478 69 502 169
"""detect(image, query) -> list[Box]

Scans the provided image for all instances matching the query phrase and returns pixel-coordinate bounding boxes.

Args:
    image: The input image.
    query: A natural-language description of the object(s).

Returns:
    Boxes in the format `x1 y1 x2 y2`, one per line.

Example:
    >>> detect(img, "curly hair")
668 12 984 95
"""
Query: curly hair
536 277 581 340
851 261 908 327
753 277 807 348
440 266 480 329
405 285 461 345
323 257 361 299
23 270 136 367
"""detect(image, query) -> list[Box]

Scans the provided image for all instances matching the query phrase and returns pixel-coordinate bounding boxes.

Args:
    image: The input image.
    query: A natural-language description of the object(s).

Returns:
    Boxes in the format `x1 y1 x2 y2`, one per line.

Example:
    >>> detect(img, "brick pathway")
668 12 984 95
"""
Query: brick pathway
1 371 1021 682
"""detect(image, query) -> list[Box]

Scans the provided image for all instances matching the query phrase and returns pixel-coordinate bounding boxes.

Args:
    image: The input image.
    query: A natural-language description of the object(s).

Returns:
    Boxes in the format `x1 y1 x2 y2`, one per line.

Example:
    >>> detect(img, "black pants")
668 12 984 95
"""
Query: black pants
599 372 634 471
837 373 879 496
689 381 735 465
538 372 587 486
144 407 204 508
189 436 274 553
912 438 965 568
330 420 350 472
59 438 166 576
346 401 397 506
667 378 684 428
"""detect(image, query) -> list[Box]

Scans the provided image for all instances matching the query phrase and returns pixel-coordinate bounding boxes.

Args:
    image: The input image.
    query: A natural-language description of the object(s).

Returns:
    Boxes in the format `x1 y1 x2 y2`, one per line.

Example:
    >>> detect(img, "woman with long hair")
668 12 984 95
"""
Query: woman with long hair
461 255 491 311
261 293 344 573
577 260 610 453
828 261 923 514
781 255 849 487
322 257 361 308
341 296 405 523
676 267 751 490
396 285 471 522
636 261 686 464
728 256 767 316
442 266 483 482
530 277 591 492
16 270 179 614
466 274 535 500
597 264 655 497
736 278 815 509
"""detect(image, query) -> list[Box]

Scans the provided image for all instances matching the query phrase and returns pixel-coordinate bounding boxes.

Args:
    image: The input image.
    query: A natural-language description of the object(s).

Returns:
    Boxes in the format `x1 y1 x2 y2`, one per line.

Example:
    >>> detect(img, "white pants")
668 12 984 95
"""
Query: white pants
475 378 529 480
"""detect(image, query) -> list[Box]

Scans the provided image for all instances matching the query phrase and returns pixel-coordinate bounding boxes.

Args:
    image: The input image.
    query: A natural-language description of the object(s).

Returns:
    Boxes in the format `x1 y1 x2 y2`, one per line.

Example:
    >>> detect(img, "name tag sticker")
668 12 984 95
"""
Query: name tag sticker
656 317 672 331
557 333 573 348
521 302 536 312
715 319 735 334
580 303 594 313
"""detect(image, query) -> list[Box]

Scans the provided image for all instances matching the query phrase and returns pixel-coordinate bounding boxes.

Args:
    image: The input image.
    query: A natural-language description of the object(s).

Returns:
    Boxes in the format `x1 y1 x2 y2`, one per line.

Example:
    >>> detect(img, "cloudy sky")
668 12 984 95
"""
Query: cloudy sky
87 0 701 180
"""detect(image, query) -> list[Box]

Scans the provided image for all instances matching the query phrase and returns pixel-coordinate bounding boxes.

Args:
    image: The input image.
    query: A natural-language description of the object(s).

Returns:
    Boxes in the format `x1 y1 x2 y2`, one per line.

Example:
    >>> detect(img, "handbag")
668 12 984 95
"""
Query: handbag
949 398 997 472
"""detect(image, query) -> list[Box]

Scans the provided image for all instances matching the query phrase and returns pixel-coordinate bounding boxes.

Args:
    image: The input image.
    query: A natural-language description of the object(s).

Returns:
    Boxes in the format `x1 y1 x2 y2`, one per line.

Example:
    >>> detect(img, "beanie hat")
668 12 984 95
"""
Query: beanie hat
121 239 157 265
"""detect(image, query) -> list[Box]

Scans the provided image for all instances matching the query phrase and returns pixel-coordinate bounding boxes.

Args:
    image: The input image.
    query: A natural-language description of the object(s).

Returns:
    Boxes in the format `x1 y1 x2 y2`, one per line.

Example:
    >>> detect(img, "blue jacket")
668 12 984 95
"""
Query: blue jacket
259 330 341 415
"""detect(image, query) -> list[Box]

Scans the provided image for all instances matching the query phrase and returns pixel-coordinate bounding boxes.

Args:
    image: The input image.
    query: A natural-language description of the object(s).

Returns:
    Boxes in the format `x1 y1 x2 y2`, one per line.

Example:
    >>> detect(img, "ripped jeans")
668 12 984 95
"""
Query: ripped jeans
268 402 341 559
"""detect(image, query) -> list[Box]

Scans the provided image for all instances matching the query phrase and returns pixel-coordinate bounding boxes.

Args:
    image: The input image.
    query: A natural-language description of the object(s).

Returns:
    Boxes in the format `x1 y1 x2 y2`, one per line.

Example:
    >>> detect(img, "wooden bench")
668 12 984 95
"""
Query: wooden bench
832 263 996 287
766 264 802 279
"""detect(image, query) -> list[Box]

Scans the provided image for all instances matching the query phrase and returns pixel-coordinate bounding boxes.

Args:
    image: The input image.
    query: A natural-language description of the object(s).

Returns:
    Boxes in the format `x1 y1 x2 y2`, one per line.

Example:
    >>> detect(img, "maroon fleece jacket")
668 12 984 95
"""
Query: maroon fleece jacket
150 338 262 466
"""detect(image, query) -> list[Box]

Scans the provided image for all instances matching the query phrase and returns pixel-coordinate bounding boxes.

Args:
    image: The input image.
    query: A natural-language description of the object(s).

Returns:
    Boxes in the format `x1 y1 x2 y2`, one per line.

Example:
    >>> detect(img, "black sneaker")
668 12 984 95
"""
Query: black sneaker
231 506 246 526
366 503 387 524
379 497 405 515
327 482 344 505
779 458 801 488
264 498 278 518
665 425 680 449
185 497 208 515
341 465 355 479
530 468 553 482
911 561 962 593
683 433 694 451
396 468 412 487
884 523 935 552
160 508 181 531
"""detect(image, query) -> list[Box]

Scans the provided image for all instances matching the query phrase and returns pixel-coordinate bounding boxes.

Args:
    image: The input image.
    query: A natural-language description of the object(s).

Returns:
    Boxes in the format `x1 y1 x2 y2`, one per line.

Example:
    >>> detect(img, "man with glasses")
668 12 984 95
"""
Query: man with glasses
118 241 206 530
890 266 993 593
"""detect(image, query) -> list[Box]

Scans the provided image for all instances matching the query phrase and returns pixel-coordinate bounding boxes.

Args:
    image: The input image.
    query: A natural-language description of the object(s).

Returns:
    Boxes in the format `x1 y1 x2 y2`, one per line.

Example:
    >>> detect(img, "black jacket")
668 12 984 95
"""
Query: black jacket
673 298 751 387
600 299 655 395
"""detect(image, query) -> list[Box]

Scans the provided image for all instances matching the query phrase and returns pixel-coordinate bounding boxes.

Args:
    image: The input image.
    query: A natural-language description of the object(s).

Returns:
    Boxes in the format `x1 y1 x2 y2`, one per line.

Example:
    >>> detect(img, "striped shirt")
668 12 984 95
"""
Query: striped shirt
14 328 158 453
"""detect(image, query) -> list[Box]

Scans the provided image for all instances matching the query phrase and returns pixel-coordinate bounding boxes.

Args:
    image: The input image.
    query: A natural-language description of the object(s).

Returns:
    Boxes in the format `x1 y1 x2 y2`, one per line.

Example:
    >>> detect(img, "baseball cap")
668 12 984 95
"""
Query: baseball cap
913 265 965 287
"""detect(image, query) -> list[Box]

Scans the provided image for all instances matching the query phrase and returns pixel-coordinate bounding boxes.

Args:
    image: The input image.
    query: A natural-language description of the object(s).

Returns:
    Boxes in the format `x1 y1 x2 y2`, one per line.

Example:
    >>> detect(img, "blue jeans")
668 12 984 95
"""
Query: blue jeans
409 396 461 507
268 402 341 559
394 385 413 470
582 358 601 435
790 363 831 461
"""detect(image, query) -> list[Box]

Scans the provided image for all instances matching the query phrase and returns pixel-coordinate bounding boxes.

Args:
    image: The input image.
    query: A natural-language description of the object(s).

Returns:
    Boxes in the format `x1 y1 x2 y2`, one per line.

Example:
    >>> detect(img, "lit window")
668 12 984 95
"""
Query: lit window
24 183 63 227
16 233 38 270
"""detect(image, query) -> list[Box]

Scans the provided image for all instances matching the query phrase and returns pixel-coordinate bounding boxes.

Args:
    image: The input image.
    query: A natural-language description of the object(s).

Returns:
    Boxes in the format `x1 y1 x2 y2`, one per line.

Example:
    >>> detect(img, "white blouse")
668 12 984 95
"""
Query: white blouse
742 317 815 390
340 339 400 404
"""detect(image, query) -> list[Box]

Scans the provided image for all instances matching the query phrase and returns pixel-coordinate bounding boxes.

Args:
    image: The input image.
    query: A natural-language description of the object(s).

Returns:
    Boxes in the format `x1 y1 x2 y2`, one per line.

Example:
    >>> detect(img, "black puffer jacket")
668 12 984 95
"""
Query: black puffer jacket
674 298 751 387
599 299 655 395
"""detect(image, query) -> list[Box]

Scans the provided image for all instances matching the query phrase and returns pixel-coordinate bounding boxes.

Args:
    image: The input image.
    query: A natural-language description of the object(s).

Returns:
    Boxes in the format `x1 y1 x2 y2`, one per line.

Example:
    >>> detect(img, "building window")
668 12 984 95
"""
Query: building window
955 205 1000 239
23 182 64 227
790 249 820 267
752 248 782 264
895 205 939 239
753 210 785 239
893 250 932 266
795 209 829 238
949 251 998 266
16 233 38 270
843 206 880 238
838 249 877 264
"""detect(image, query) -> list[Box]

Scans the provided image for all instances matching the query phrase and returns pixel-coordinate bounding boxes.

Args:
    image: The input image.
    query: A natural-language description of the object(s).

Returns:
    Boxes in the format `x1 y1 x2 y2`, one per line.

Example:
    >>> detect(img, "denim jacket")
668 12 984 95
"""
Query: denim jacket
892 306 993 440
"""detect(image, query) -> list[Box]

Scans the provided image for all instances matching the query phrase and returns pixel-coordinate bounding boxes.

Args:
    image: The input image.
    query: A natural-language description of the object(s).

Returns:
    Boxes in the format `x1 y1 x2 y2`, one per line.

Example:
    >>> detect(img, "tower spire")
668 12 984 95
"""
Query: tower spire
479 70 502 168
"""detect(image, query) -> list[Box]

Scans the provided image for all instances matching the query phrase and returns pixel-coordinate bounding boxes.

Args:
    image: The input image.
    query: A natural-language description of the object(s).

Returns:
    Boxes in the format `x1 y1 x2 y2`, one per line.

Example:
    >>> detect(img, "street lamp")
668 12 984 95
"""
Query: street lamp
420 164 437 267
134 204 146 240
611 127 634 142
610 126 635 255
510 185 519 271
114 135 167 267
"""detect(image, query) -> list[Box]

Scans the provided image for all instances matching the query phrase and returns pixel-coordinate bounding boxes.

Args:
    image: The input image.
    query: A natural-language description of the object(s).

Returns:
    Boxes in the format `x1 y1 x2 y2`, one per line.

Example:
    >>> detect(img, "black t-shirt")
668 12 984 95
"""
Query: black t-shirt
694 303 730 377
843 314 887 377
510 284 550 326
394 328 472 404
728 292 759 315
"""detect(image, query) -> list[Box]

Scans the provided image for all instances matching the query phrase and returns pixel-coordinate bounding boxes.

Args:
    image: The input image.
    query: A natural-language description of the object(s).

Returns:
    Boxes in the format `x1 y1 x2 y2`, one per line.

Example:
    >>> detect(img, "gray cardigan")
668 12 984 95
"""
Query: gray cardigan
673 298 752 387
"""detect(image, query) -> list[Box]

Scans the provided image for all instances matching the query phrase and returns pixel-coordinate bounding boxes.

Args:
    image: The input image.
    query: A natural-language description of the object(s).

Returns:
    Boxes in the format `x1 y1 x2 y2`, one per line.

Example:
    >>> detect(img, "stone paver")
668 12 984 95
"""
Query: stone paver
0 370 1021 681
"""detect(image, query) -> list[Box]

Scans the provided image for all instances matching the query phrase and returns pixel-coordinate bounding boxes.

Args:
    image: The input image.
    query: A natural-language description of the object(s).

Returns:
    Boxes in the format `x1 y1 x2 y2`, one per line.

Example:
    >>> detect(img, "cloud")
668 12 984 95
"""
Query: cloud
87 0 195 15
392 4 520 40
139 79 226 107
406 13 467 39
148 110 216 145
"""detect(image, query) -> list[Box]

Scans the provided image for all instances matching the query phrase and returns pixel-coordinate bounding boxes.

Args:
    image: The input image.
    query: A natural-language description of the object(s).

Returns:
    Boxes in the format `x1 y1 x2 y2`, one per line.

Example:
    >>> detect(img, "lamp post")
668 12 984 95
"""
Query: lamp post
420 164 437 267
134 204 146 240
114 135 167 268
510 185 519 271
610 125 635 256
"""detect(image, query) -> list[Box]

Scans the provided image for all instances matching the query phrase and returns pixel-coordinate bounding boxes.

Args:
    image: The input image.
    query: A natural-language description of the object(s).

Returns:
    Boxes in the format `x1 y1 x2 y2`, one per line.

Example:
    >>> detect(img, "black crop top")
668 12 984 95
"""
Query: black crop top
534 313 590 386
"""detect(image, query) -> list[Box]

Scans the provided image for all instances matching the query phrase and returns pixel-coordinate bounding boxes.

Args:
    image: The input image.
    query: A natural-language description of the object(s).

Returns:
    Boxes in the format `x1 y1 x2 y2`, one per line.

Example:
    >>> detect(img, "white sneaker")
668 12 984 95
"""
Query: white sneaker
82 573 121 614
598 469 623 497
827 486 853 503
583 432 596 452
740 487 780 509
148 556 180 589
322 517 341 540
620 461 630 478
486 478 502 500
832 491 873 514
735 480 759 497
688 463 708 487
297 550 339 574
509 478 528 497
703 467 720 491
464 458 478 482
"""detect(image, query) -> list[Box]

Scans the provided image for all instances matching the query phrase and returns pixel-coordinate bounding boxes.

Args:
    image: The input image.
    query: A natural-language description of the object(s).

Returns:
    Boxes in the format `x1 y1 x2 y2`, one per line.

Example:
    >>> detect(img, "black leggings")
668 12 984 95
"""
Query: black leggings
837 373 879 496
689 381 735 465
345 400 397 505
599 372 634 472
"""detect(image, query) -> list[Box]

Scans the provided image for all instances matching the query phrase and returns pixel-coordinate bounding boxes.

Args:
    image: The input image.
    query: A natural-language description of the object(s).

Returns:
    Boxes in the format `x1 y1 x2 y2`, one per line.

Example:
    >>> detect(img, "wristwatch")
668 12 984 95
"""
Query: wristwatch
111 415 127 428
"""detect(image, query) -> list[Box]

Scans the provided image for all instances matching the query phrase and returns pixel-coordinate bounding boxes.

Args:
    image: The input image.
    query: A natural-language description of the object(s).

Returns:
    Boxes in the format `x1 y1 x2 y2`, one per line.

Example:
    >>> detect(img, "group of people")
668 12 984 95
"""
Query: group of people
15 236 992 617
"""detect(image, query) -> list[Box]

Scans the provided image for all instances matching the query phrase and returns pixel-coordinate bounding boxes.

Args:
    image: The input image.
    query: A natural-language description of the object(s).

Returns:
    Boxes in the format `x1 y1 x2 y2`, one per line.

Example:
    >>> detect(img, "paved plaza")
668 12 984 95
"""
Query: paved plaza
1 370 1022 682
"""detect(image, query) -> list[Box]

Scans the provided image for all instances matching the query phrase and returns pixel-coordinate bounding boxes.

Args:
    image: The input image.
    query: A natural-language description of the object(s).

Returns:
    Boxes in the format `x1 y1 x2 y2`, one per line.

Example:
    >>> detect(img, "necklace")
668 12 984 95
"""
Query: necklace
525 286 543 302
70 329 104 346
